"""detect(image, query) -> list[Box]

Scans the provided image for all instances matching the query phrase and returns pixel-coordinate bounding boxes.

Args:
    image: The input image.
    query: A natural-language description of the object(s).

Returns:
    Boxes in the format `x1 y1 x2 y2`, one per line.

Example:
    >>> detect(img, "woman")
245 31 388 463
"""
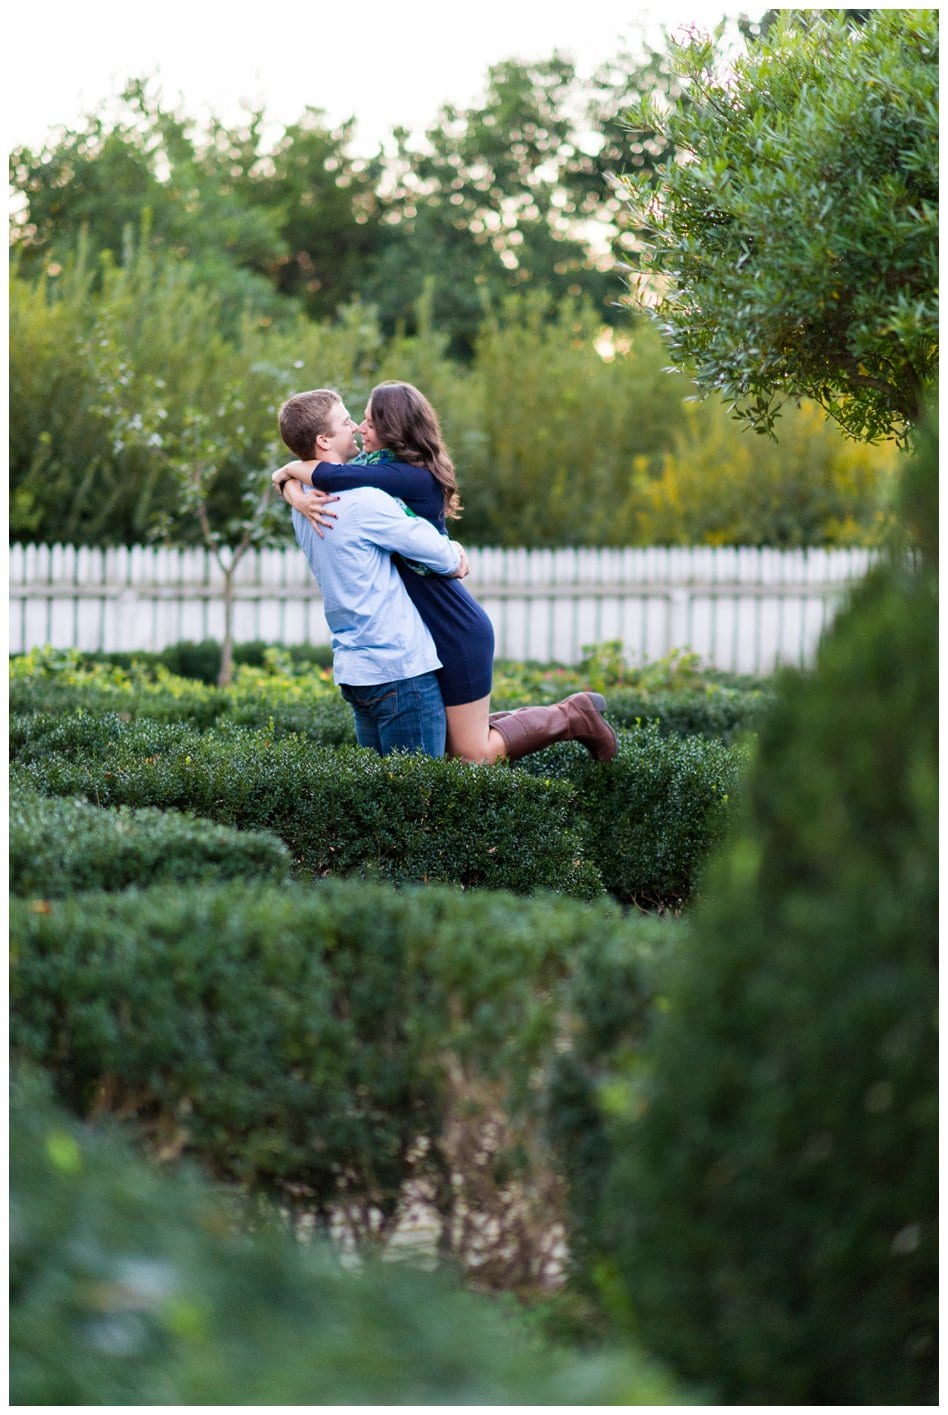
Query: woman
274 381 616 766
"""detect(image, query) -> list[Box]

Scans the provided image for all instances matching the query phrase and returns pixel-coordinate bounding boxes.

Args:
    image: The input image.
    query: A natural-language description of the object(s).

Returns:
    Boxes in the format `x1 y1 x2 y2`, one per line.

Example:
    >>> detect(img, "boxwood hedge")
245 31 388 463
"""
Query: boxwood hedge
9 656 356 742
515 723 744 909
10 879 677 1265
10 782 291 898
12 708 743 908
602 684 768 742
11 1069 686 1406
11 714 603 899
10 661 764 745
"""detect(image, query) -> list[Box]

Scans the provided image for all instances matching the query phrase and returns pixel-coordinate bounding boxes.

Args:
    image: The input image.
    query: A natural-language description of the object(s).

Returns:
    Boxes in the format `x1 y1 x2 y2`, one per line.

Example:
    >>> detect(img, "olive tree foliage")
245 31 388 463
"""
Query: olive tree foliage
616 10 938 444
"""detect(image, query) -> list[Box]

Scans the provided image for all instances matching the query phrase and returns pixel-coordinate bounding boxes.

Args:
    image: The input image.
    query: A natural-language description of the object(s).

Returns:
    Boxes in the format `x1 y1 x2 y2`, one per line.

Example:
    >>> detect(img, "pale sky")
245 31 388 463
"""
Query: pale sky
5 0 747 156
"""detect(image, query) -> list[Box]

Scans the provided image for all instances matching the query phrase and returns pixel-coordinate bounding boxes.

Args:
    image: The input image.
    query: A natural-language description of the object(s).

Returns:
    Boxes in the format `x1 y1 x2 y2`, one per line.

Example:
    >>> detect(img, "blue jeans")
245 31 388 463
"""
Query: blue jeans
340 671 446 758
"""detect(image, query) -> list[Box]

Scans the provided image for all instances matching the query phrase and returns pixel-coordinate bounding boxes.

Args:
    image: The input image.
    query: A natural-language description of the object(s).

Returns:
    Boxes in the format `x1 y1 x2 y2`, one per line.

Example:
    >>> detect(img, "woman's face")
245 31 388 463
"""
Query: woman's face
359 403 381 454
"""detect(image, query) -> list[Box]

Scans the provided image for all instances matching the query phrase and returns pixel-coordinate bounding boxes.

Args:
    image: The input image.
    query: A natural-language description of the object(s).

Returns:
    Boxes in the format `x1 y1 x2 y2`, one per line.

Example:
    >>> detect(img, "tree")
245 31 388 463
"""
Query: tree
87 266 290 690
9 243 111 542
8 80 383 327
9 80 287 320
616 10 938 443
362 56 644 357
212 107 388 322
9 44 696 362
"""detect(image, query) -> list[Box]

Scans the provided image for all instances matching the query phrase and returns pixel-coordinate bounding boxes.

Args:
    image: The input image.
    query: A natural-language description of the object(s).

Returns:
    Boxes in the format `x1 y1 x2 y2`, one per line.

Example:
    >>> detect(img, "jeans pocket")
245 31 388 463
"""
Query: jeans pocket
341 683 397 712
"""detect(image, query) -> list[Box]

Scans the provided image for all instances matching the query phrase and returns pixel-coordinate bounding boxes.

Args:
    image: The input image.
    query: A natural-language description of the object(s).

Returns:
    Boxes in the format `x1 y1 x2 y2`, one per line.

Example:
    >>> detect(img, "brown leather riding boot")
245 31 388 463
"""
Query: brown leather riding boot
491 692 618 763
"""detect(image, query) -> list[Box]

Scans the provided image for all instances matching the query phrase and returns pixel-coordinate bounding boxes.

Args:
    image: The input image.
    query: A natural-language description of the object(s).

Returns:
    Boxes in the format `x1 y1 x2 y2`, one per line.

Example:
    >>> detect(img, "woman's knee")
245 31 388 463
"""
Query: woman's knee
446 724 506 764
445 698 505 763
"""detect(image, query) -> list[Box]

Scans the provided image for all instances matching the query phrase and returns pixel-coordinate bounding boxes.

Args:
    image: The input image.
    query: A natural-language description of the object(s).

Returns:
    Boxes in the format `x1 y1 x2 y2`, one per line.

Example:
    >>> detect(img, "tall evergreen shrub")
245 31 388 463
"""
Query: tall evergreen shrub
568 430 937 1402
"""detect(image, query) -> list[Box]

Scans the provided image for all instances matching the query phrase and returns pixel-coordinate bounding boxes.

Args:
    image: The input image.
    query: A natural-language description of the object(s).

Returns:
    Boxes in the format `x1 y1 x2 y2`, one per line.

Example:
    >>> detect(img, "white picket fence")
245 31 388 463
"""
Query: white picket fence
9 542 879 675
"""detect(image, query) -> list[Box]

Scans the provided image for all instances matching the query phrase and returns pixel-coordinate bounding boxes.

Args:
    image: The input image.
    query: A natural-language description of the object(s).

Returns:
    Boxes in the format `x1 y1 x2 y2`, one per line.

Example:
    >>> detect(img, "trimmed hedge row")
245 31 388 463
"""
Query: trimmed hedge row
10 879 678 1287
11 713 603 899
11 644 767 744
9 664 357 742
10 781 291 898
11 710 743 907
11 672 764 745
601 684 769 742
516 723 744 909
11 1069 685 1406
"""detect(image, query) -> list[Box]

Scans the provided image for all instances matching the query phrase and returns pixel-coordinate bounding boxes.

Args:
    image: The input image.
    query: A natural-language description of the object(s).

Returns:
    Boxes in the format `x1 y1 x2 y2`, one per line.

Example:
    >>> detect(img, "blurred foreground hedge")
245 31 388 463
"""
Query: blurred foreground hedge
11 878 679 1289
10 1069 687 1405
546 429 938 1402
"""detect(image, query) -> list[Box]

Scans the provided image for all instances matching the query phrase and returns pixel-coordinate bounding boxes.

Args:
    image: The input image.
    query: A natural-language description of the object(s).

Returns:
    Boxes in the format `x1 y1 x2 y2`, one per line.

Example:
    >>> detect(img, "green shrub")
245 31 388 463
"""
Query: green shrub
490 643 768 707
557 433 938 1402
10 879 668 1287
12 707 744 907
604 684 768 743
11 1069 685 1405
10 783 291 897
9 648 356 742
10 674 358 741
516 723 744 909
11 665 766 748
12 717 602 898
100 637 333 682
220 690 355 741
545 915 687 1284
9 707 189 775
630 395 902 547
11 881 440 1219
73 638 335 683
9 664 230 730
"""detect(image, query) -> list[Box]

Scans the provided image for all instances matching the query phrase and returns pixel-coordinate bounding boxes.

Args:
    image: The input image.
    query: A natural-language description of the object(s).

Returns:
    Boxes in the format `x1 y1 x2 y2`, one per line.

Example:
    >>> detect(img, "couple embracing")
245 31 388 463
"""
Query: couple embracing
273 380 617 769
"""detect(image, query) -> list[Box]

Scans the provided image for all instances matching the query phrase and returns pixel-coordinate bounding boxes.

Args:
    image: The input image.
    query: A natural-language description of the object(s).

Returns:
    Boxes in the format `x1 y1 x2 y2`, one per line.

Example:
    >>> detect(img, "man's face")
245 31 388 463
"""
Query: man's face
323 402 360 460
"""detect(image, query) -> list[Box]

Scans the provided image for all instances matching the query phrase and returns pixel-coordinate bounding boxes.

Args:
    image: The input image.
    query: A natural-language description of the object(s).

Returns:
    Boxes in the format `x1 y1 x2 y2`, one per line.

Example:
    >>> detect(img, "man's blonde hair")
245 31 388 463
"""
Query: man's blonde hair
278 388 342 459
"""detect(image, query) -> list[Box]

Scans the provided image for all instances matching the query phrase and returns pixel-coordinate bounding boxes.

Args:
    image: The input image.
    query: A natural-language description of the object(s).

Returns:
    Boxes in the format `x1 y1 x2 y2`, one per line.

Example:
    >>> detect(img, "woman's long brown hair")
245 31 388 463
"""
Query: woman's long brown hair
368 381 463 520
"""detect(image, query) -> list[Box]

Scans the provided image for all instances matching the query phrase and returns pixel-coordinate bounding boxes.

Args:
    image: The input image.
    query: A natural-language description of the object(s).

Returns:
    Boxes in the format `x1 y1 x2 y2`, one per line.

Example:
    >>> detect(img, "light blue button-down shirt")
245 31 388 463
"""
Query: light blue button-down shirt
292 485 460 686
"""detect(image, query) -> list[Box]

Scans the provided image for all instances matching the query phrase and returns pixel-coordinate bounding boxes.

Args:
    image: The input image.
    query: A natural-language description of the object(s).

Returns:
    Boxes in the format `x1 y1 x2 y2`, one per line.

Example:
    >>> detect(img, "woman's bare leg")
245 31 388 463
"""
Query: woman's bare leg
445 696 508 763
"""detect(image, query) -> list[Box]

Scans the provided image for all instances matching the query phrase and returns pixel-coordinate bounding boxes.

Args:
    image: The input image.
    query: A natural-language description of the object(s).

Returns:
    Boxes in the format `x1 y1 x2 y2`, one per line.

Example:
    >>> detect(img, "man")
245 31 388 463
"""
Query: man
277 388 466 757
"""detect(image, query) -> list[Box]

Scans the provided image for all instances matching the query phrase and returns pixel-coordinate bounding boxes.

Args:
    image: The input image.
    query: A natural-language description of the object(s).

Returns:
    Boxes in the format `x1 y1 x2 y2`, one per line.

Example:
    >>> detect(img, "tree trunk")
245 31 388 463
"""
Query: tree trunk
217 570 235 686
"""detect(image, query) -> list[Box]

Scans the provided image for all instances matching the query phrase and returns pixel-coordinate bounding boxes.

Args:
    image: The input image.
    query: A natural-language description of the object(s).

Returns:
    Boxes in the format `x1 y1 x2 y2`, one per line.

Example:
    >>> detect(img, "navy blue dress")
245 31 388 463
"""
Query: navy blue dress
311 460 494 706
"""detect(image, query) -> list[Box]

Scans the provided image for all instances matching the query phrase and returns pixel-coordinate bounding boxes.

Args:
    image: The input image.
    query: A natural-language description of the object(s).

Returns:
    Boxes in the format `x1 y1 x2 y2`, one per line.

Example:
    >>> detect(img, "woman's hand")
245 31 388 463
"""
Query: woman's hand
280 479 339 537
272 459 319 490
451 545 470 579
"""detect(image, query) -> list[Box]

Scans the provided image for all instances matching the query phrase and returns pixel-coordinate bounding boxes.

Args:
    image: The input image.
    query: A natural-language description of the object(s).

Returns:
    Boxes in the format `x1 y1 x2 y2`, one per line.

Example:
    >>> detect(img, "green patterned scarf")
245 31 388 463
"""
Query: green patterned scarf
352 449 395 465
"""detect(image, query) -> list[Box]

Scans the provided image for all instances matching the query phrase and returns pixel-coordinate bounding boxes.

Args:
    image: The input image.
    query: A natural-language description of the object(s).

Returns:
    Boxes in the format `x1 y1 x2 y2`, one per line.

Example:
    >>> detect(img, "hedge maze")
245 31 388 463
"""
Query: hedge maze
10 500 937 1413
